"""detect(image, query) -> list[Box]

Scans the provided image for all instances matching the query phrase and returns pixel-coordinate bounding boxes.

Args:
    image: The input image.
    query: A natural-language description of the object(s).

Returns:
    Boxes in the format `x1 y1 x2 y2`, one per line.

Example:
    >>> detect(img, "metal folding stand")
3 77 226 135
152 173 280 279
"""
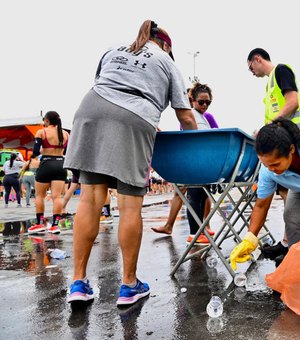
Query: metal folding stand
151 128 277 279
169 139 275 278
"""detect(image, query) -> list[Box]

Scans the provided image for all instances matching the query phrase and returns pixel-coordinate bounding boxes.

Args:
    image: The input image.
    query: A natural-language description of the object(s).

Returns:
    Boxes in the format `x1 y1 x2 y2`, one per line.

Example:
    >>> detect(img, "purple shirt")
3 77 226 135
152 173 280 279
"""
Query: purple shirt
203 112 219 128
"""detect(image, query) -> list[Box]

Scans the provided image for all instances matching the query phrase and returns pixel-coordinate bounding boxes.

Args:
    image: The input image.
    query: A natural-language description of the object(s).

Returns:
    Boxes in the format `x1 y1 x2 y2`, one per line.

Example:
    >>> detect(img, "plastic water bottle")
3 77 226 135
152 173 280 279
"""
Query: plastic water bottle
49 249 66 259
206 255 218 268
234 273 247 287
206 296 223 318
261 235 273 246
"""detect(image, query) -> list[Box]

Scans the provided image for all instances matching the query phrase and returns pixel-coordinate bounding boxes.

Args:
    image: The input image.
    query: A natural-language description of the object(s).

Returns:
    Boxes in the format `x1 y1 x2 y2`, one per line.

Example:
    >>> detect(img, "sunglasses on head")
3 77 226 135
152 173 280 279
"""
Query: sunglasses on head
197 99 211 106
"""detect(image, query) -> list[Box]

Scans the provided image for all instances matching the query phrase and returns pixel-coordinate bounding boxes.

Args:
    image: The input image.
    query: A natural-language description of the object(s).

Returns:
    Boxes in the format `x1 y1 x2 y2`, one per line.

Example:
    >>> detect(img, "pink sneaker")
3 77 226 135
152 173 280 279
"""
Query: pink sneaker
47 226 61 234
28 224 46 234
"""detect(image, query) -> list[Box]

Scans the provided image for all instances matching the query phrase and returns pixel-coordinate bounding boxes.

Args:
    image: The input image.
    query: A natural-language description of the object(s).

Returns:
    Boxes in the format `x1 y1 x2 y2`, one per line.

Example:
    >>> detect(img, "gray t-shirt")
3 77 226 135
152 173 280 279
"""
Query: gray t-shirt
93 41 190 128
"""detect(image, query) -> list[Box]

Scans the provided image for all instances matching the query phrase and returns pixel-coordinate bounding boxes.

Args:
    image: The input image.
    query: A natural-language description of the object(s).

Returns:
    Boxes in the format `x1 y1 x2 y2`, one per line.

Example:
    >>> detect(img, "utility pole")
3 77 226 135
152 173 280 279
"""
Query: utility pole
188 51 200 82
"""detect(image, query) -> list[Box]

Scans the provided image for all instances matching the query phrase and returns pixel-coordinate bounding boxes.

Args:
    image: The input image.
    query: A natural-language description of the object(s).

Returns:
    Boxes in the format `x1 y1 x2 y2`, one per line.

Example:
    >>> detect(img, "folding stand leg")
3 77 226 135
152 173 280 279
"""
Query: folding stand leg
234 186 276 246
171 183 236 277
170 138 263 278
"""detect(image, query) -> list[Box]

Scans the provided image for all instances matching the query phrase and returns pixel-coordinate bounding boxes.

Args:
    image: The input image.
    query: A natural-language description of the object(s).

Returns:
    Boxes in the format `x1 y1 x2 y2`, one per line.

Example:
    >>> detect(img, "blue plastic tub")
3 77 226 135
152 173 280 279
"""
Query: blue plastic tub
151 128 259 185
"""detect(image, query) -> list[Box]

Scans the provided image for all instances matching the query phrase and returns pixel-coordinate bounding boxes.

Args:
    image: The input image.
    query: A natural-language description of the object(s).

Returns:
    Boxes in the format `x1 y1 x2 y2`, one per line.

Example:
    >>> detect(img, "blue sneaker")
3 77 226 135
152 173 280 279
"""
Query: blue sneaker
67 280 94 304
117 279 150 306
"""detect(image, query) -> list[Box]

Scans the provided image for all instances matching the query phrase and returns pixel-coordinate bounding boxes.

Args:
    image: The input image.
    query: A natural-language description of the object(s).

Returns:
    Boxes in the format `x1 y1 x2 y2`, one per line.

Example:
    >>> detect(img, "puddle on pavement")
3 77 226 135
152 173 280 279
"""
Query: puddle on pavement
0 217 74 272
0 213 121 272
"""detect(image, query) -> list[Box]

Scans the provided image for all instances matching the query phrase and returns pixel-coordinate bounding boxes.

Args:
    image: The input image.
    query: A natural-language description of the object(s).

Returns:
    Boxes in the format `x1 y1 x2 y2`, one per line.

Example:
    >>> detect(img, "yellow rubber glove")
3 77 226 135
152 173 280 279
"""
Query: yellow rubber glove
230 232 258 271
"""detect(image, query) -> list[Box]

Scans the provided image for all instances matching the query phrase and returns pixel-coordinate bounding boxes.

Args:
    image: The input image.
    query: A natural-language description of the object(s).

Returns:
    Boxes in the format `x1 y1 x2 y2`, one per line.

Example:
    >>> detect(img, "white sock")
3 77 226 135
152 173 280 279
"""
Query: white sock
280 240 288 247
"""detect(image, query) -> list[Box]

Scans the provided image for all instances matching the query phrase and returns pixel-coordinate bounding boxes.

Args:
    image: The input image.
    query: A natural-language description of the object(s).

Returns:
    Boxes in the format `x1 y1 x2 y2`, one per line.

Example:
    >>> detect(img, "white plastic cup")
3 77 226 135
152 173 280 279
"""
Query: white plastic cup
206 255 218 268
206 296 223 318
234 273 247 287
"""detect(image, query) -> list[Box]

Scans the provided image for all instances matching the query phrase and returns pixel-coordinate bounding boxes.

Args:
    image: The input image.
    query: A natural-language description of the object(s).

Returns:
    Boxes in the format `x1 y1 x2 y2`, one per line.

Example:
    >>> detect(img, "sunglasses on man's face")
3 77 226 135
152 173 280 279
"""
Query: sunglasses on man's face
197 99 211 106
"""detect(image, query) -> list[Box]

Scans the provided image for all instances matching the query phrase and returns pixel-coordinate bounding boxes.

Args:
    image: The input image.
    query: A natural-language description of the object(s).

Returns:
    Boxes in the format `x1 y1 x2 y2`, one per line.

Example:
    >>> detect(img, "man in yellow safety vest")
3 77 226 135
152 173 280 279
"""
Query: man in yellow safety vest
245 48 300 264
248 48 300 126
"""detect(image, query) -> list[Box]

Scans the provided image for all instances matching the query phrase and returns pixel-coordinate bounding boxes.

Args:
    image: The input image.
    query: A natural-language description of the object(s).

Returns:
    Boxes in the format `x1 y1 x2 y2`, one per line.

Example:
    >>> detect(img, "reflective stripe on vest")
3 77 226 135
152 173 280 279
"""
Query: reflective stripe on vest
264 64 300 125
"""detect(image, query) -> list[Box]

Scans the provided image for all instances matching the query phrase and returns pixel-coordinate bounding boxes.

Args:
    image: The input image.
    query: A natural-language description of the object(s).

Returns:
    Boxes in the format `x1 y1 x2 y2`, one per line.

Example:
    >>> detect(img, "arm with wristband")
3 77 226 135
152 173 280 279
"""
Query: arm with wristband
32 129 43 157
230 194 273 270
32 138 42 157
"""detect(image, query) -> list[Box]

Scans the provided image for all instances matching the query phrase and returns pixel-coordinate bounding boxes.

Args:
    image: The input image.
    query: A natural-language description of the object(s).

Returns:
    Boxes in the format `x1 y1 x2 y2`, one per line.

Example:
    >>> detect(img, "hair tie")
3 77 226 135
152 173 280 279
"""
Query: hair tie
150 21 158 36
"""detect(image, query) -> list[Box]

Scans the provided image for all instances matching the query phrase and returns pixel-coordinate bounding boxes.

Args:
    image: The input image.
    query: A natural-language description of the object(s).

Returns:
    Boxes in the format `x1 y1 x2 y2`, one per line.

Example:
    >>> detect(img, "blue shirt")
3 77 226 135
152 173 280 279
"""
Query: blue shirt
257 164 300 199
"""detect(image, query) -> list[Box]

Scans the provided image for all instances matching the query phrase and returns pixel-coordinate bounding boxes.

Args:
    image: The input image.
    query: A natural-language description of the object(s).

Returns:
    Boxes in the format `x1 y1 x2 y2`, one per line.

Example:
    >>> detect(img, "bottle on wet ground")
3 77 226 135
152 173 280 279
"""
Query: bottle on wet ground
206 296 223 318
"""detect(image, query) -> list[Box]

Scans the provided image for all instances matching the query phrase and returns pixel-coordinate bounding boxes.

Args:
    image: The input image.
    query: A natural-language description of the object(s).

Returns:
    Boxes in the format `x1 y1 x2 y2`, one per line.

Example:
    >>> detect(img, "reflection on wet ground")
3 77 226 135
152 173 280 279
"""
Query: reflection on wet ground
1 197 300 339
0 217 73 272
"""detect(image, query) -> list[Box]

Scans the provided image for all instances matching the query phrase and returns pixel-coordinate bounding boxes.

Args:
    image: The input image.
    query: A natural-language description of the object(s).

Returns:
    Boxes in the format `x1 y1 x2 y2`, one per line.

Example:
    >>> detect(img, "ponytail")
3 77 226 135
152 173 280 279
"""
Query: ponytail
129 20 152 53
9 153 17 168
56 117 64 147
129 20 172 57
44 111 64 147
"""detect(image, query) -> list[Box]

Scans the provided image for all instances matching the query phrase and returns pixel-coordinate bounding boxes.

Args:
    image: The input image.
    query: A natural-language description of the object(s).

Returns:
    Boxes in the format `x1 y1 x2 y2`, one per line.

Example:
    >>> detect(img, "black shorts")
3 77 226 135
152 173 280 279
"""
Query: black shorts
35 156 67 183
80 171 146 196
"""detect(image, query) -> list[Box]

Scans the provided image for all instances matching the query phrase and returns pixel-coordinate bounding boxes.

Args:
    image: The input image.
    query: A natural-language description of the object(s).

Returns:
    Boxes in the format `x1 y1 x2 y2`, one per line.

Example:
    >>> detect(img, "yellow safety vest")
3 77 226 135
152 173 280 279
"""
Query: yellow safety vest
263 64 300 125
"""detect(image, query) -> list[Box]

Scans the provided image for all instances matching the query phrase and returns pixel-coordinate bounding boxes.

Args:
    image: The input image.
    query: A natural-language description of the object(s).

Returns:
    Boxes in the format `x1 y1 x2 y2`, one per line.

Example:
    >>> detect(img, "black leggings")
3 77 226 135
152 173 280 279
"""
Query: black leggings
3 174 21 204
186 188 208 235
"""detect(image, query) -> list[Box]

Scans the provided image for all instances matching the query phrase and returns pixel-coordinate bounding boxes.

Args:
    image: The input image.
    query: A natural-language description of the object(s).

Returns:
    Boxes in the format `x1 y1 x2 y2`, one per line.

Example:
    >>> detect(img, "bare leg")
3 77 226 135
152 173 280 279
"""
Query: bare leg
62 182 80 213
35 181 49 214
101 191 110 213
152 188 214 236
204 197 212 231
151 187 187 235
118 193 144 284
51 180 66 215
73 184 108 280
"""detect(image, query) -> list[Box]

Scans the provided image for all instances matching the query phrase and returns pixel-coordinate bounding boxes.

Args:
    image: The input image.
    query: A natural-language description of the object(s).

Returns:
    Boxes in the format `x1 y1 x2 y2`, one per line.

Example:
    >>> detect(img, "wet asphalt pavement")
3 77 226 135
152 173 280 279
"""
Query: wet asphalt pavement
1 192 300 340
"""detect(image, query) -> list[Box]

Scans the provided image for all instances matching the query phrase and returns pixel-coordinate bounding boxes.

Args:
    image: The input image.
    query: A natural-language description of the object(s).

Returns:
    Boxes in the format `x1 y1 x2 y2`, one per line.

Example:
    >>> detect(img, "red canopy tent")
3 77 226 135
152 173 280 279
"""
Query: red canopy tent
0 116 71 160
0 116 44 160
